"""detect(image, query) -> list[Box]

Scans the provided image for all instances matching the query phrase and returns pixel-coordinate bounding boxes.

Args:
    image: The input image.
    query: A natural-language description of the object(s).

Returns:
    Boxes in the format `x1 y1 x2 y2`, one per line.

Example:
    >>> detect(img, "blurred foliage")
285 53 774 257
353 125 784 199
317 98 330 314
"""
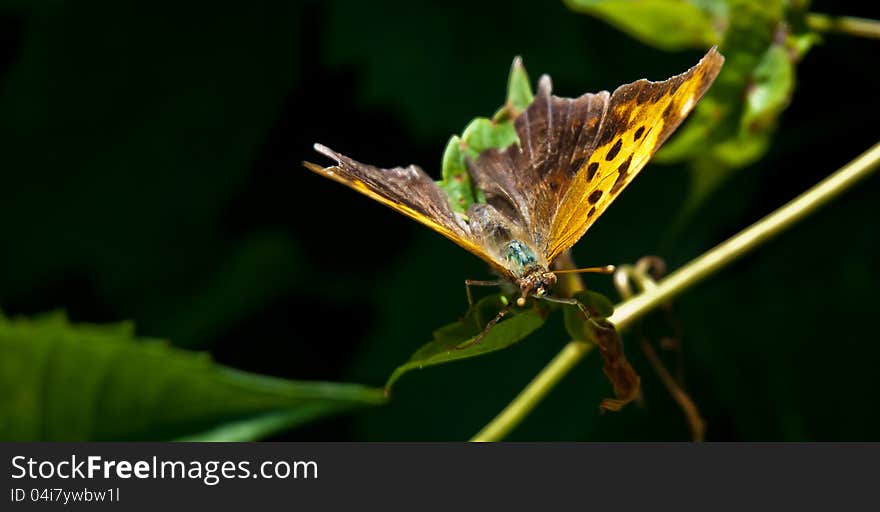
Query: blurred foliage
564 0 728 50
569 0 819 220
0 0 877 441
0 310 384 441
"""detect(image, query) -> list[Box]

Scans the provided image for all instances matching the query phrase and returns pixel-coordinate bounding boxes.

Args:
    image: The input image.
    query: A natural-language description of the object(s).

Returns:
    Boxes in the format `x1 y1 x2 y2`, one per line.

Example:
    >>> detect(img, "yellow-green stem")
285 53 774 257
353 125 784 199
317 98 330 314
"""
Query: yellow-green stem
471 342 594 442
471 140 880 442
806 13 880 40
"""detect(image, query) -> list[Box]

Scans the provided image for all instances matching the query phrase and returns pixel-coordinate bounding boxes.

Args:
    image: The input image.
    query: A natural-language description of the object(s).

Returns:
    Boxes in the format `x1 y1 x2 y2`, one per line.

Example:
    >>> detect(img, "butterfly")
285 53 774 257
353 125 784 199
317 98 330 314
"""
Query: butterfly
305 48 723 323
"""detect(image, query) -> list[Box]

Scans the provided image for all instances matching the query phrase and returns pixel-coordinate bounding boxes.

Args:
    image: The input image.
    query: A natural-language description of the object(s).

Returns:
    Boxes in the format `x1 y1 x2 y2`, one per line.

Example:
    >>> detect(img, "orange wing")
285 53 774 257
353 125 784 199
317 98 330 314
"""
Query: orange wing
546 48 724 262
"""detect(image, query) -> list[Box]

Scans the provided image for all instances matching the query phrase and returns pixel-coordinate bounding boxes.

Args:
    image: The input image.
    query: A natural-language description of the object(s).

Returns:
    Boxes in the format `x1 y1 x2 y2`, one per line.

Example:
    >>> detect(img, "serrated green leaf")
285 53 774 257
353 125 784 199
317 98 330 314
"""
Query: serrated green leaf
564 0 726 50
437 57 536 214
436 118 517 214
438 135 477 214
385 295 546 391
460 118 519 159
0 312 386 441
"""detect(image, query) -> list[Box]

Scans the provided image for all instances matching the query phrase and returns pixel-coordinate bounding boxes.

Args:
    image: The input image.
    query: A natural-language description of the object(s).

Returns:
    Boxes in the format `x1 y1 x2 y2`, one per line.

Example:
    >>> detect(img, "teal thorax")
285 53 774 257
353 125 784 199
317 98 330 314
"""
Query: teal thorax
503 239 541 278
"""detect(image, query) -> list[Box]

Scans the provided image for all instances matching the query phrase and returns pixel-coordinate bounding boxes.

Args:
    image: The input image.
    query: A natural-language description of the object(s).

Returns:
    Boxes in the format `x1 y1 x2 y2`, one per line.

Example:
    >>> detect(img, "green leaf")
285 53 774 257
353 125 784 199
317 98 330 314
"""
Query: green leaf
680 41 798 204
437 116 520 214
741 44 794 134
436 57 535 214
654 0 786 161
0 312 385 441
650 0 816 221
460 118 520 159
500 56 534 118
562 291 615 342
385 295 546 391
564 0 727 50
438 135 478 215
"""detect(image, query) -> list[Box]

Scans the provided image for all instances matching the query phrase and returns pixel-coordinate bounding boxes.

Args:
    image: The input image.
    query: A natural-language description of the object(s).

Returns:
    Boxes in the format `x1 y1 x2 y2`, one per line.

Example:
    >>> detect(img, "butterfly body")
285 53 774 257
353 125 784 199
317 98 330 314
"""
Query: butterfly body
515 266 557 306
459 200 556 303
501 239 542 278
304 49 724 308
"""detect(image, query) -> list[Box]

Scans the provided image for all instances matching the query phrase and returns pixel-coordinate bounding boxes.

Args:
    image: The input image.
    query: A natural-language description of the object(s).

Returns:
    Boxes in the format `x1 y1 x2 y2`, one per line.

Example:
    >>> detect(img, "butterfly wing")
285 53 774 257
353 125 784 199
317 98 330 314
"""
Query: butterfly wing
304 144 511 276
467 82 610 255
546 48 724 261
306 49 723 274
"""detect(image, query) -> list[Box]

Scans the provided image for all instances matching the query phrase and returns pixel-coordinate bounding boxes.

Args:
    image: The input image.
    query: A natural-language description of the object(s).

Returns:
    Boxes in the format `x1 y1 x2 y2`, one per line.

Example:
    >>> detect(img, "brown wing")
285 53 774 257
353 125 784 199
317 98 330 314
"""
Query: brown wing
469 49 723 264
546 48 724 261
467 78 610 254
303 144 510 276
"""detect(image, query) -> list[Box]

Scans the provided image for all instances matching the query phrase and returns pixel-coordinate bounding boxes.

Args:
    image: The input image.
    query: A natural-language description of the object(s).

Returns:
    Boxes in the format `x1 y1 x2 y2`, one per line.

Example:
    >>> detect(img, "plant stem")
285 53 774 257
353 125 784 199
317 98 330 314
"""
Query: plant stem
610 140 880 328
471 341 594 442
806 13 880 40
471 139 880 442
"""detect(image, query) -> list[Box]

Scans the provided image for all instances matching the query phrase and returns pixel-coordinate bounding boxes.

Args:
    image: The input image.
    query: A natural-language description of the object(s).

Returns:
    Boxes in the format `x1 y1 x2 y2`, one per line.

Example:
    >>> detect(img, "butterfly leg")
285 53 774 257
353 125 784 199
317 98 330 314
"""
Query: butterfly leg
543 295 617 336
540 295 591 318
541 294 613 329
464 279 506 309
455 303 512 350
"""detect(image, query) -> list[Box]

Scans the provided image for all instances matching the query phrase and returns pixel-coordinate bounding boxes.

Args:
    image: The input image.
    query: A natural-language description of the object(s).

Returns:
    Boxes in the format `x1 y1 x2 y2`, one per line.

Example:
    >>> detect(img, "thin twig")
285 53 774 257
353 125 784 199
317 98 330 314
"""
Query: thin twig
471 140 880 442
639 338 705 442
807 13 880 40
617 263 706 442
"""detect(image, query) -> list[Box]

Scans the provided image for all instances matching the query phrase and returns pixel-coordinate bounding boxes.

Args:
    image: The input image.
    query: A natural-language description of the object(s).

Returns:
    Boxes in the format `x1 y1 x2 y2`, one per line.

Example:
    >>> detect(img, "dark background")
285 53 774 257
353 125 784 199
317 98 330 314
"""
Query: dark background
0 0 877 440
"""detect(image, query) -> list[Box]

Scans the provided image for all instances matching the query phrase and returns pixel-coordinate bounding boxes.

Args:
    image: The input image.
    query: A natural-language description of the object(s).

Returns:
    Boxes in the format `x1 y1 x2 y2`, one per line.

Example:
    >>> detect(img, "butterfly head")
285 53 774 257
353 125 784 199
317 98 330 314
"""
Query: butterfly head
515 269 557 307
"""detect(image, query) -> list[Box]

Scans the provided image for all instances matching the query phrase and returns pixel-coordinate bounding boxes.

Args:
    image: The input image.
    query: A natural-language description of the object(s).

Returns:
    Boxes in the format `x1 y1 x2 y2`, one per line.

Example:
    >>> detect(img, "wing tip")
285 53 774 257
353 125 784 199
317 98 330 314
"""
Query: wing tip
698 46 725 78
313 142 337 159
705 45 724 62
305 143 344 173
537 74 553 96
302 160 324 173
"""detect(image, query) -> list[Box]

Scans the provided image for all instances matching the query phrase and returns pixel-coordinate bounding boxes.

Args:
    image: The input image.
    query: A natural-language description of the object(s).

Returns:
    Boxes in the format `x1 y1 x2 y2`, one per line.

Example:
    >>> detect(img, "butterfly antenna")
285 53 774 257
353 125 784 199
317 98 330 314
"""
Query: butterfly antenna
554 265 616 275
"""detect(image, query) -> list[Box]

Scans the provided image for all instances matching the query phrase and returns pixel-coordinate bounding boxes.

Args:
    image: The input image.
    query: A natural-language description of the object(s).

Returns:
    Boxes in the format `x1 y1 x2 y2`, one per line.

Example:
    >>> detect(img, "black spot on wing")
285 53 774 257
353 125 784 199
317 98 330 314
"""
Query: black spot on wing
617 155 632 174
663 100 676 120
606 138 623 161
610 154 633 194
569 156 586 177
588 190 602 204
634 126 645 141
587 162 599 181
